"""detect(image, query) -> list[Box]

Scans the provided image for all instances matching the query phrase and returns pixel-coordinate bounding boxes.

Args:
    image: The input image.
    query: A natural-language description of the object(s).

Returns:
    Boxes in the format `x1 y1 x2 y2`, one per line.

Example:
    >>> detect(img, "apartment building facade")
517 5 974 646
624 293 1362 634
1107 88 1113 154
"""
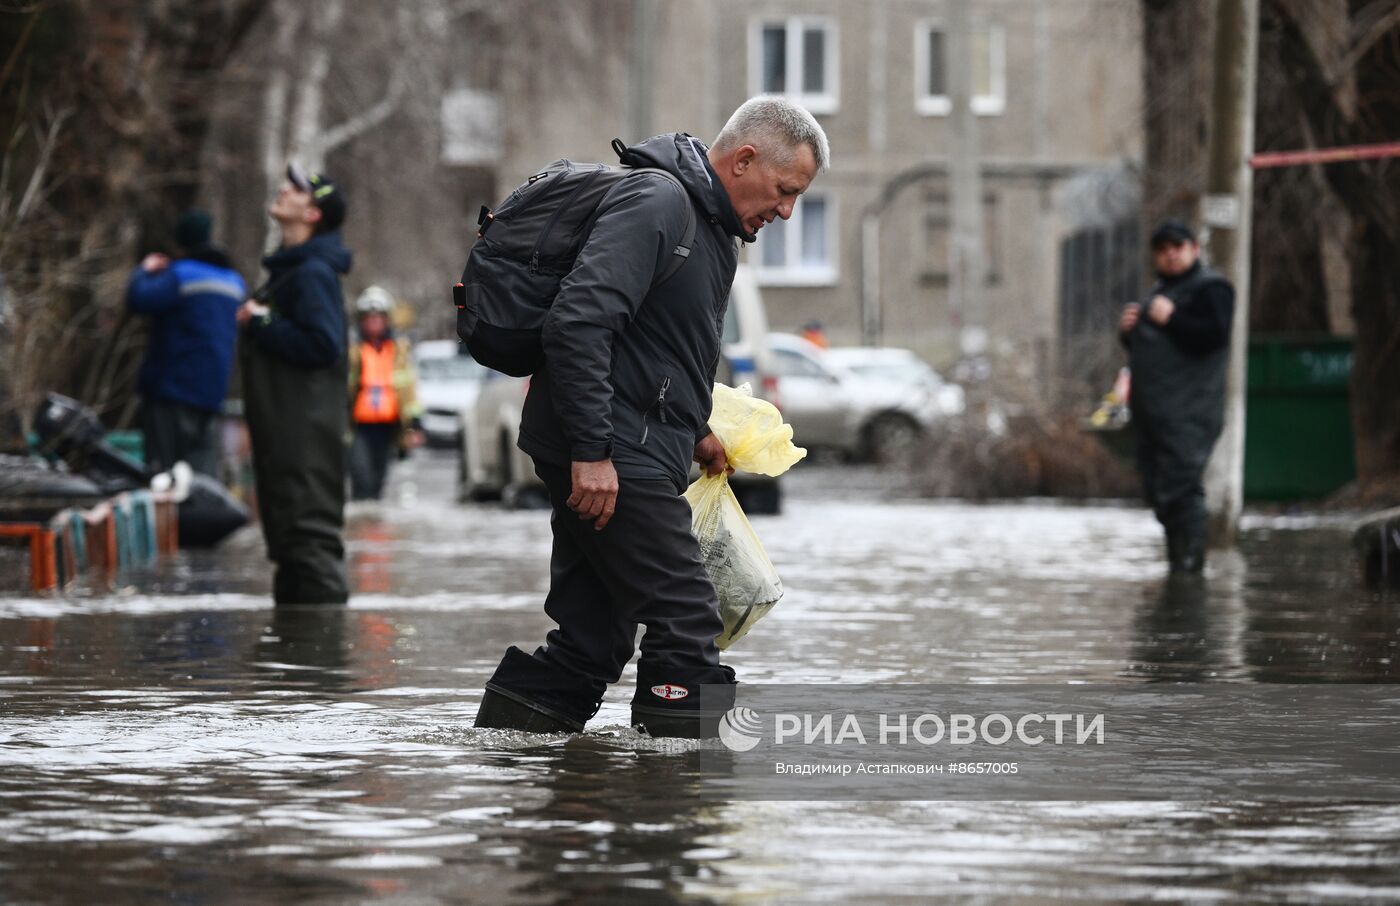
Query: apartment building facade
447 0 1143 371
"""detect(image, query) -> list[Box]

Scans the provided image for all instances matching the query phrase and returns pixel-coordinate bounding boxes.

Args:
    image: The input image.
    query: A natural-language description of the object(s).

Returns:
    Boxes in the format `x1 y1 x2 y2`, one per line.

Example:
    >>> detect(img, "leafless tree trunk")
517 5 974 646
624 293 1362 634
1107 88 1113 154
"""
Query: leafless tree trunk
1272 0 1400 498
260 0 411 202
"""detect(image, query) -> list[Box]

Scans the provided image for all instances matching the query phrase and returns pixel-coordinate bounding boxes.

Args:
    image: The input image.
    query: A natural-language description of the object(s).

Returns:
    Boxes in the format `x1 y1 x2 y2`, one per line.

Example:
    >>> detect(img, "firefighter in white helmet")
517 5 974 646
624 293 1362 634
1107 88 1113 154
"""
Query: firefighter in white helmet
347 285 422 500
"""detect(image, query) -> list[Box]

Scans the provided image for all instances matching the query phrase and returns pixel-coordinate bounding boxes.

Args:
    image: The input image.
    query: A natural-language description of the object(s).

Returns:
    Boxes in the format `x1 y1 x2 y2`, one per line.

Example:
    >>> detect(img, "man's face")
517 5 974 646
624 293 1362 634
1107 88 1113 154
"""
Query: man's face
723 143 819 236
360 312 387 339
1152 239 1199 276
268 181 320 228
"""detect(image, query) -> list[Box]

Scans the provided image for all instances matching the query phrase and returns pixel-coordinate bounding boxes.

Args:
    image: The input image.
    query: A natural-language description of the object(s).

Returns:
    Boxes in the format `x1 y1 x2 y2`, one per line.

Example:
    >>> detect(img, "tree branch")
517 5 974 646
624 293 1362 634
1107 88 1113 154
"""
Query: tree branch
317 68 407 154
1336 1 1400 81
1272 2 1397 244
13 105 70 226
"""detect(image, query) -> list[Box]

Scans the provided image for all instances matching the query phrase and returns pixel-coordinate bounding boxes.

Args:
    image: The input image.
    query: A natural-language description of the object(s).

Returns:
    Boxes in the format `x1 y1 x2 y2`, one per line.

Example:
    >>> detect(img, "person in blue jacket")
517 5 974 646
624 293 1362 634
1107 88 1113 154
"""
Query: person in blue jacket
125 209 245 476
236 164 352 605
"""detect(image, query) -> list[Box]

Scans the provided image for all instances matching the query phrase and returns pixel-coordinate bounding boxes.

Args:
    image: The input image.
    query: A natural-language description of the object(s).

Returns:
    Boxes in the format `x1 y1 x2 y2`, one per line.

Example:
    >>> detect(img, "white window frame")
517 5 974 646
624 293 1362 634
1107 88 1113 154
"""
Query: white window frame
914 20 1006 117
753 192 839 287
749 16 839 115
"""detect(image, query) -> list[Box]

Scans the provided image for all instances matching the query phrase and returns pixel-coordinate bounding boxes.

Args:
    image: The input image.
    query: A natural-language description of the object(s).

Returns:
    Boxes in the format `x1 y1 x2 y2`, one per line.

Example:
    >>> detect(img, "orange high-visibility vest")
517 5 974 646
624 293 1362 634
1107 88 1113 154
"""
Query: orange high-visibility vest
353 340 400 424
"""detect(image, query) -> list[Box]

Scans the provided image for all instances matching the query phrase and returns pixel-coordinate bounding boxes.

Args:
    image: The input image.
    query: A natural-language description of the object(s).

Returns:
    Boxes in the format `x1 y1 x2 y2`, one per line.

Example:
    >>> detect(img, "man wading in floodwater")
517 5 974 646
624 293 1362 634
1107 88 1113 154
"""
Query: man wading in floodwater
475 97 829 738
1119 219 1235 573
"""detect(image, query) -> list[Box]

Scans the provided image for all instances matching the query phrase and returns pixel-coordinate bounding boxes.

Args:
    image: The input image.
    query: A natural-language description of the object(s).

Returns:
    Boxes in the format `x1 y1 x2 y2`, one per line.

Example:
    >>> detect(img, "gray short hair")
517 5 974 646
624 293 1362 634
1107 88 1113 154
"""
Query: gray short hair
713 96 830 172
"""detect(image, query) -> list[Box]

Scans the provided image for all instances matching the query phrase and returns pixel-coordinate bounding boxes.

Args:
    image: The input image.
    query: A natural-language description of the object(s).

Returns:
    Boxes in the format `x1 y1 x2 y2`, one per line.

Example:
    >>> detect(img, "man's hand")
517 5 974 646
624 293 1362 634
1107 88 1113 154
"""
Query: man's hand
236 299 269 328
1146 294 1175 325
1119 303 1141 334
693 432 731 477
141 253 170 274
568 458 619 530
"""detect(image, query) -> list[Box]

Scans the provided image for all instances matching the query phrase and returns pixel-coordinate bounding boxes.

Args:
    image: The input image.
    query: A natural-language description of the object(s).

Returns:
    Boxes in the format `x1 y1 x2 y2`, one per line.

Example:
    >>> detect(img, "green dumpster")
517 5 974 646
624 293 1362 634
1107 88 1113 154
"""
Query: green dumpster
1244 335 1354 501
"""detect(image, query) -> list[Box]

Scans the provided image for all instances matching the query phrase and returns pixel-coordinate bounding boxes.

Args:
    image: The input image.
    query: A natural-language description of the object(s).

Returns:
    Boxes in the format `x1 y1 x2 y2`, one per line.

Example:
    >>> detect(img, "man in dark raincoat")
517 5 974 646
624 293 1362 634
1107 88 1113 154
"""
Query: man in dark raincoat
237 164 352 604
475 98 828 738
1119 219 1235 573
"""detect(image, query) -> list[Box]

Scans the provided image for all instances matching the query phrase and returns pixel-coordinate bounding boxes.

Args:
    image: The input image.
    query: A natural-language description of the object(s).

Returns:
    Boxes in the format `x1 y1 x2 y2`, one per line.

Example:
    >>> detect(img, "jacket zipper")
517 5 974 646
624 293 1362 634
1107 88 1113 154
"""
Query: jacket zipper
640 377 672 445
529 164 605 275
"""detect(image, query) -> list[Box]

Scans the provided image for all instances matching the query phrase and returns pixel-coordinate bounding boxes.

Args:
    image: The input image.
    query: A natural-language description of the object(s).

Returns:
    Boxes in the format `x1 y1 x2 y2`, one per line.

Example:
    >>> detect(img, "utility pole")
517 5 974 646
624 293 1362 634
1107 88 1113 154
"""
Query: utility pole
947 0 986 356
1201 0 1259 547
626 0 656 142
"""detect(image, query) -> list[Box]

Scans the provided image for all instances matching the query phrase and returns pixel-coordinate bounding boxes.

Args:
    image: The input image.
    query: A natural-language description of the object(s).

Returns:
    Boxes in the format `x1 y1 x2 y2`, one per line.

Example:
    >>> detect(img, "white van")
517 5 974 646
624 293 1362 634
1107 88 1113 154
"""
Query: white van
457 264 784 513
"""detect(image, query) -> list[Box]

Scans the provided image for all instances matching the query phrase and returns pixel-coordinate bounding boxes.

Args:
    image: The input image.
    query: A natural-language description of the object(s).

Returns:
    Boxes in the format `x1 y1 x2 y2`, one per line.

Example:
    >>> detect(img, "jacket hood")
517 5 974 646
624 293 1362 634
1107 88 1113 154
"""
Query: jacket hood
263 230 353 275
616 133 752 243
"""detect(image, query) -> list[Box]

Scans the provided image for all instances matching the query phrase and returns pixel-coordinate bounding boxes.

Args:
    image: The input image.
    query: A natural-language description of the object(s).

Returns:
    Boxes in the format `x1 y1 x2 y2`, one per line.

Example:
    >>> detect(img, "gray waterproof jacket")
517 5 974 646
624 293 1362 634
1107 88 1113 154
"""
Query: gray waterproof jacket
518 133 750 491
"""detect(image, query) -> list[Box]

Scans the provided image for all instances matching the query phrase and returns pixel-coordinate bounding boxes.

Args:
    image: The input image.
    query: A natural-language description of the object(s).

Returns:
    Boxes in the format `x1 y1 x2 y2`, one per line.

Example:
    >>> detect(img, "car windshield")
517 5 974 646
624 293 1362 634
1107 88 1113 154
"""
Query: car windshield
416 355 484 382
771 347 833 379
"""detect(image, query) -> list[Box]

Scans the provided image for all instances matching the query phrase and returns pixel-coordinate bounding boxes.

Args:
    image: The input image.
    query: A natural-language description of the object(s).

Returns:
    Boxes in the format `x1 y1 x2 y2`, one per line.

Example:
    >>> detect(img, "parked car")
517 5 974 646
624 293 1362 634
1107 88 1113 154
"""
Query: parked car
769 335 963 463
456 265 785 513
413 339 487 448
456 370 535 505
824 345 966 439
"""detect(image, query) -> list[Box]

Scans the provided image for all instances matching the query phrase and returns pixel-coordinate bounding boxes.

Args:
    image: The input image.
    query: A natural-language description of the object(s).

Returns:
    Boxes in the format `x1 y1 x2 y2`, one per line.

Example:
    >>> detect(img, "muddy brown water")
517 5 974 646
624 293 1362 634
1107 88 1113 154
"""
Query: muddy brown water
2 454 1398 904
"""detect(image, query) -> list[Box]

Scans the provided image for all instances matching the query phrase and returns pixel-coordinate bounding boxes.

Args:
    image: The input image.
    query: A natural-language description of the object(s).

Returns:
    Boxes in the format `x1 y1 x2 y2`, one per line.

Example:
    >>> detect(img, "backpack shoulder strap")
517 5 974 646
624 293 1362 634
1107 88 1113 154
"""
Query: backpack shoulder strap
623 167 697 287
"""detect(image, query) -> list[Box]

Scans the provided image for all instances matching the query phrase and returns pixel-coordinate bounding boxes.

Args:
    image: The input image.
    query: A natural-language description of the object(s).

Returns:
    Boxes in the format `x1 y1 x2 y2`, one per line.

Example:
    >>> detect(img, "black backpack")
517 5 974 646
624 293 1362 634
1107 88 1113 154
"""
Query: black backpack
453 139 697 377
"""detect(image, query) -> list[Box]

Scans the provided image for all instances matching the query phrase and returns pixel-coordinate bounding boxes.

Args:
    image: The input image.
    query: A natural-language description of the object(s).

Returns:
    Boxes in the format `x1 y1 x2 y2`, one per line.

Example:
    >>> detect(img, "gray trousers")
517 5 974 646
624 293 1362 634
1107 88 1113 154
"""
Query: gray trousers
140 397 219 477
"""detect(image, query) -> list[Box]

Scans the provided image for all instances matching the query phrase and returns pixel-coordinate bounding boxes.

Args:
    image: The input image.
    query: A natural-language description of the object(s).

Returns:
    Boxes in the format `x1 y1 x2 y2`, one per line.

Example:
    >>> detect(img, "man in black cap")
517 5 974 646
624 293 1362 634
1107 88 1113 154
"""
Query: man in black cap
125 209 246 476
237 164 353 604
1119 219 1235 573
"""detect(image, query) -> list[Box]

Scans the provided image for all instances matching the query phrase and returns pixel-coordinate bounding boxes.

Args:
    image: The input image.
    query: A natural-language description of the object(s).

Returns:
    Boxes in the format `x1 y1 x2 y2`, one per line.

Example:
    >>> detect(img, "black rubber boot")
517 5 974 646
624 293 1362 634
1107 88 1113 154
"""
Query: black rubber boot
1173 530 1206 573
475 684 584 733
630 661 737 739
474 646 600 733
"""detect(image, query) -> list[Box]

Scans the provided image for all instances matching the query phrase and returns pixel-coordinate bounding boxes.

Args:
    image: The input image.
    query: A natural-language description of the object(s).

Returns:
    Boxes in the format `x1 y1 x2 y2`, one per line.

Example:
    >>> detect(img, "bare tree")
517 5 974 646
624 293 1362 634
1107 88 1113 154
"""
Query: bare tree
259 0 412 196
1143 0 1400 500
1272 0 1400 498
0 0 269 442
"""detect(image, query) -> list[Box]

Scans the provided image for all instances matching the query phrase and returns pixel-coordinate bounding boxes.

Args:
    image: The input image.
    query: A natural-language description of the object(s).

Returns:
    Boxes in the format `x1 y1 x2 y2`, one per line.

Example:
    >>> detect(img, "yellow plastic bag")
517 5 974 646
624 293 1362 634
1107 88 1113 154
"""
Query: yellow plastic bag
685 383 806 649
706 383 807 477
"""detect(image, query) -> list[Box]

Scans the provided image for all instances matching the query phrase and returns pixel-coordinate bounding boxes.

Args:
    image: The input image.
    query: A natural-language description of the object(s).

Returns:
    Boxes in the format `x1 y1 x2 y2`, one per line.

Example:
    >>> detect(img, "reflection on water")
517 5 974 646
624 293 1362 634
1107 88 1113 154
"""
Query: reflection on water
1 455 1398 903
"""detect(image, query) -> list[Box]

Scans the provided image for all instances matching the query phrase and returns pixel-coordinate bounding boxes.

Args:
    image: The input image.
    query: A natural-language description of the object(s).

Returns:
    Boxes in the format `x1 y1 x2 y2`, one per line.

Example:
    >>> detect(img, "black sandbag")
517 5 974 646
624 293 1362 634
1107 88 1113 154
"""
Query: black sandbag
178 472 249 548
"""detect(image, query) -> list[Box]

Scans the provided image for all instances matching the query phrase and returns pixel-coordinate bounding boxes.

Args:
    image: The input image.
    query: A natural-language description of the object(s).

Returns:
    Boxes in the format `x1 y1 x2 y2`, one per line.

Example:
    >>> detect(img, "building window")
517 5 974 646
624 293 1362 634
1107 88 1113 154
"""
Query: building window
920 191 950 285
751 17 838 114
754 194 837 286
919 190 1002 287
915 21 1006 117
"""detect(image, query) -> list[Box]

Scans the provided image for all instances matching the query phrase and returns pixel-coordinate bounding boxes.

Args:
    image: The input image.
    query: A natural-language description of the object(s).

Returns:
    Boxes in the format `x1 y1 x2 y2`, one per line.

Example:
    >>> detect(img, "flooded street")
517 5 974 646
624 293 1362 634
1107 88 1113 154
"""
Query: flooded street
3 452 1399 904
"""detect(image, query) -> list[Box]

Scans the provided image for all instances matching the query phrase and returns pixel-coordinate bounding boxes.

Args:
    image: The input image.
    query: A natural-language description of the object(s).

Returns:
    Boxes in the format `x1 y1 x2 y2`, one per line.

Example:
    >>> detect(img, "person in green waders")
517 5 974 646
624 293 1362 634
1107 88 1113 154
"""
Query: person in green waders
236 164 352 604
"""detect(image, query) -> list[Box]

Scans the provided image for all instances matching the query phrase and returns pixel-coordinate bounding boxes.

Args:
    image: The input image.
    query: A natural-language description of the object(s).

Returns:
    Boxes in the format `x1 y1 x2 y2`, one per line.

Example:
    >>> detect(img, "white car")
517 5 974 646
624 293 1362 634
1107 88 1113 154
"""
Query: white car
769 336 964 463
413 339 487 448
457 265 786 513
456 370 537 505
824 346 966 421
